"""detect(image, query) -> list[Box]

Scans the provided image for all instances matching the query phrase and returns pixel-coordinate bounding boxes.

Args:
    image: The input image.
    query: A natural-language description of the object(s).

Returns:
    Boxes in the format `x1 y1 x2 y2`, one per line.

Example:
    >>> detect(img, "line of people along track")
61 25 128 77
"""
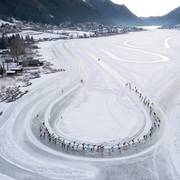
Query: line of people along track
38 82 163 158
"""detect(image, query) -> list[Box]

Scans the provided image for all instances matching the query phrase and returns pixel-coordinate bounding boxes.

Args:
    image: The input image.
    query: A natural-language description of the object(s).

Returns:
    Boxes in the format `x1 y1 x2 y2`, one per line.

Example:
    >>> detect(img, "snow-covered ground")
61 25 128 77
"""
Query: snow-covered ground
16 30 93 41
0 28 180 179
9 30 61 40
0 19 14 26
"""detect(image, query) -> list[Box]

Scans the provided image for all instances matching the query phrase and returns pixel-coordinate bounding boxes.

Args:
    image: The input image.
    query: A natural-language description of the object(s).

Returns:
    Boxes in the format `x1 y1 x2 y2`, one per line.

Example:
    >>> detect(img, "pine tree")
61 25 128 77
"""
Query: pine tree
0 34 8 49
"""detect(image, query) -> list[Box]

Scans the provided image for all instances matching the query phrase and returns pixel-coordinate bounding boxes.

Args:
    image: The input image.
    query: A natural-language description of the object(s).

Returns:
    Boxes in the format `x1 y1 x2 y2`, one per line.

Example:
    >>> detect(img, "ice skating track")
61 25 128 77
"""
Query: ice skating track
0 33 171 179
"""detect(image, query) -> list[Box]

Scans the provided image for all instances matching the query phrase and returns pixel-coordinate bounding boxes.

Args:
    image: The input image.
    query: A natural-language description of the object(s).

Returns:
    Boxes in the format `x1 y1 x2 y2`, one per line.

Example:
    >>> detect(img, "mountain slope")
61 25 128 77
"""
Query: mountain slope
0 0 141 25
86 0 141 25
143 6 180 26
0 0 100 24
162 6 180 25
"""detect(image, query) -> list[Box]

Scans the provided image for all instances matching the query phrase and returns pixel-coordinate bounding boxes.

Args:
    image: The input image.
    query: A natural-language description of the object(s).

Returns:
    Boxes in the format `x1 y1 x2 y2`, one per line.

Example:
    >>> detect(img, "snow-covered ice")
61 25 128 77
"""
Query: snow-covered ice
0 28 180 179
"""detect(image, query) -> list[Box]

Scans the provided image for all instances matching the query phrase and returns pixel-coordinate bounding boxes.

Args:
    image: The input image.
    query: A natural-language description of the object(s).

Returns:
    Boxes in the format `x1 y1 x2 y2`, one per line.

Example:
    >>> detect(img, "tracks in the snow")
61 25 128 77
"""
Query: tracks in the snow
0 33 171 180
35 38 167 160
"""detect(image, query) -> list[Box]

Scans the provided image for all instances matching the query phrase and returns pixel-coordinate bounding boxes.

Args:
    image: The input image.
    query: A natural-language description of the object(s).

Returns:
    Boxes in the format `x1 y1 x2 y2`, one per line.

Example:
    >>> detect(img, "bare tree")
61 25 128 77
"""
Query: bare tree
0 64 5 76
9 37 25 63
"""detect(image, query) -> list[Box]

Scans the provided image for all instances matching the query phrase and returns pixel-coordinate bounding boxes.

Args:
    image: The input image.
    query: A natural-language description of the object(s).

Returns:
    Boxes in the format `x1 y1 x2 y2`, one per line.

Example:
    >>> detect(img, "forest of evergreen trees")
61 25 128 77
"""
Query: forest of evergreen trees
0 0 99 24
0 0 142 25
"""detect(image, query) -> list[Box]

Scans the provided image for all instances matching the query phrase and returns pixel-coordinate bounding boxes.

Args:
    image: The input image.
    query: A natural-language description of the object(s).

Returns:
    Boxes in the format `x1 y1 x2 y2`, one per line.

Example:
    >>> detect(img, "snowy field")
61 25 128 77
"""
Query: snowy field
0 28 180 179
17 30 93 41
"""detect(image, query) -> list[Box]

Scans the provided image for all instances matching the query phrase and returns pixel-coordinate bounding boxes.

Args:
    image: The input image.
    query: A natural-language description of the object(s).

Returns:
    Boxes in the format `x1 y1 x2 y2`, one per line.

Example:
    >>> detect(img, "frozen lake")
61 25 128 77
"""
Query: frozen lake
0 29 180 180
